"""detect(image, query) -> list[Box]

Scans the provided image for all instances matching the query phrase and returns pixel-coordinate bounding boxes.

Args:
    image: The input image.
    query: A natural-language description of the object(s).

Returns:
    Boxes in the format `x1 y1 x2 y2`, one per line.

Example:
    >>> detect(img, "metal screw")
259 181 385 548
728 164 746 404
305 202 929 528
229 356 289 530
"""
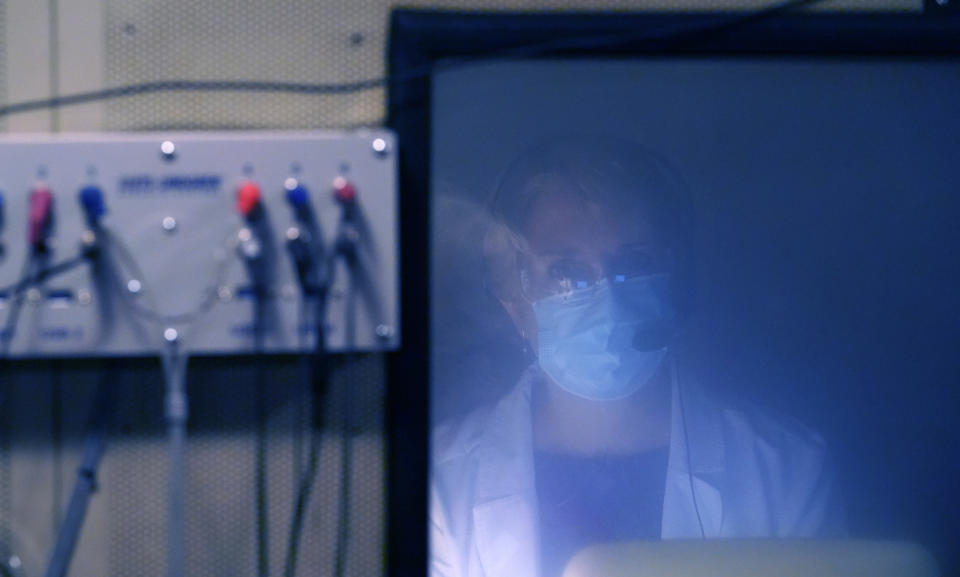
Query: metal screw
160 140 176 161
217 286 233 303
375 324 394 339
243 242 261 260
80 229 97 249
164 327 178 342
27 288 42 305
127 279 142 294
162 216 177 232
372 137 388 156
236 228 262 259
77 289 92 306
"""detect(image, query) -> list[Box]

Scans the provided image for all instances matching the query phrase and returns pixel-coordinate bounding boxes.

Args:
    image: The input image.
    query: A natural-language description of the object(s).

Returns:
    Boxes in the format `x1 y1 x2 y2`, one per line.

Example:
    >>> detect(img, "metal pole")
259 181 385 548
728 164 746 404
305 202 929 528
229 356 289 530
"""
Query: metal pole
42 402 108 577
162 329 188 577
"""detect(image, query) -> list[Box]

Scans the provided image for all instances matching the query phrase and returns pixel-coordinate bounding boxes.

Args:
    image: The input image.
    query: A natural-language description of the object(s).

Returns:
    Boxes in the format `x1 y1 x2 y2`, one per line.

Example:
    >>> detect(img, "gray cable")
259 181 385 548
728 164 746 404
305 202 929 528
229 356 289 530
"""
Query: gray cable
672 354 707 539
161 336 189 577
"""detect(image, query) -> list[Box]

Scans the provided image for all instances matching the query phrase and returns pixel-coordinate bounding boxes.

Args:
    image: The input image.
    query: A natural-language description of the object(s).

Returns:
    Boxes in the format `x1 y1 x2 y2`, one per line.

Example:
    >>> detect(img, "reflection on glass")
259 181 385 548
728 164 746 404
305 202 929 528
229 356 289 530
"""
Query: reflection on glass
430 138 844 577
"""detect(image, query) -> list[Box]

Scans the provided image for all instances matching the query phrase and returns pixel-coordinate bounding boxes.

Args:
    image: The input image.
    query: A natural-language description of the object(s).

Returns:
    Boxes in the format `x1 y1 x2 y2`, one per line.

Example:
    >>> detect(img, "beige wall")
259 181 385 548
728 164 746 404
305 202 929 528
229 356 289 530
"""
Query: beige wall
4 0 921 133
1 355 385 577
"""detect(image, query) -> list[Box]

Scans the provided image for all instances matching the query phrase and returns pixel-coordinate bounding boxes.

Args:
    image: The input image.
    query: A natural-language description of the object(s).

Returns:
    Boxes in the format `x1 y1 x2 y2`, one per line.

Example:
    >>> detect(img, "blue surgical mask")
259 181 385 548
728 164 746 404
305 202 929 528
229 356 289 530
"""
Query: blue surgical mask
532 274 674 401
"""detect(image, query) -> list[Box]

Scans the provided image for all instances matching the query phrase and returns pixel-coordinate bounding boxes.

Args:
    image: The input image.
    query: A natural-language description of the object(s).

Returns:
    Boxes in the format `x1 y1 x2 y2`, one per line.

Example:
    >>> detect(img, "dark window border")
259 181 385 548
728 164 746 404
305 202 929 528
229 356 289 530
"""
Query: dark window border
385 8 960 576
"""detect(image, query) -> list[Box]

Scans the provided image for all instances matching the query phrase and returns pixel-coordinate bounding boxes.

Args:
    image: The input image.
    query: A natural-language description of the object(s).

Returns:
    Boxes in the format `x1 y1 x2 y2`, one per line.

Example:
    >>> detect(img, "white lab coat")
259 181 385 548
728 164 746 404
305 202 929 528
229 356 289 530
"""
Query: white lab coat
430 364 845 577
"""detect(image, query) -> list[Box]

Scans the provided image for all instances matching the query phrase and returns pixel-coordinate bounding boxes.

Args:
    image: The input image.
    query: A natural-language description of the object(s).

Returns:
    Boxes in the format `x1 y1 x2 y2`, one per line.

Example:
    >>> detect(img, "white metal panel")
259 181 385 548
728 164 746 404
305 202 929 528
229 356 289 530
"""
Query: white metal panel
0 130 399 357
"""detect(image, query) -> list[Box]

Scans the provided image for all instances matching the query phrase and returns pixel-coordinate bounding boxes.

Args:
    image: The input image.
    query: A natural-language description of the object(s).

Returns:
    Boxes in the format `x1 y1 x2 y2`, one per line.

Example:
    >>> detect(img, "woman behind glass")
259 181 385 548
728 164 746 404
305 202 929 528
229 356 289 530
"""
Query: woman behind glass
430 137 845 577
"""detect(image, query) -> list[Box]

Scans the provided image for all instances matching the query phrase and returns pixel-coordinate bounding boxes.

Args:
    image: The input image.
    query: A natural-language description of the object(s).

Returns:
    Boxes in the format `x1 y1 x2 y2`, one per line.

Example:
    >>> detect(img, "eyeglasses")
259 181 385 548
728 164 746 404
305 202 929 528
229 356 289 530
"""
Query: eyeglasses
521 245 669 300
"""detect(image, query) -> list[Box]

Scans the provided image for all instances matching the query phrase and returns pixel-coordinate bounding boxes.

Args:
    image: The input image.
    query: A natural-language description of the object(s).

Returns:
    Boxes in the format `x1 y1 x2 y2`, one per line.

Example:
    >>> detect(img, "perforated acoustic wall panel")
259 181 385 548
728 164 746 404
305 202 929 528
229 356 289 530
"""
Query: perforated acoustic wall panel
102 0 919 131
0 354 384 577
0 2 6 133
104 0 385 131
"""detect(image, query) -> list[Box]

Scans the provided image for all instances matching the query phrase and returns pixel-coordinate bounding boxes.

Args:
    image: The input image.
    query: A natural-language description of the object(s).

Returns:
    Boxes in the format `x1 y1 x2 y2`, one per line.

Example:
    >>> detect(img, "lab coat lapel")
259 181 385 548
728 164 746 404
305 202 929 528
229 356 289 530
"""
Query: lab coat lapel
662 366 727 538
473 368 540 577
469 363 728 575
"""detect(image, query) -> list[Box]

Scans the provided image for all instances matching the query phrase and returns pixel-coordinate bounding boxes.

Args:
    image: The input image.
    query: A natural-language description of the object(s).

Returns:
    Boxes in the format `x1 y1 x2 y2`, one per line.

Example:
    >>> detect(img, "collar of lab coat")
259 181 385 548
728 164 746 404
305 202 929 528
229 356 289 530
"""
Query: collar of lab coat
471 360 726 577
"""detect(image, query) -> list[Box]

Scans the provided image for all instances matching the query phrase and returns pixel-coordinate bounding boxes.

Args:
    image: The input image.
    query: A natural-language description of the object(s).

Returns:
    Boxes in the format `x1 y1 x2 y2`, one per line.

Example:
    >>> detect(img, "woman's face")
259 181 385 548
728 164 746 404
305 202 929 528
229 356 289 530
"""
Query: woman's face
522 190 660 297
508 189 668 347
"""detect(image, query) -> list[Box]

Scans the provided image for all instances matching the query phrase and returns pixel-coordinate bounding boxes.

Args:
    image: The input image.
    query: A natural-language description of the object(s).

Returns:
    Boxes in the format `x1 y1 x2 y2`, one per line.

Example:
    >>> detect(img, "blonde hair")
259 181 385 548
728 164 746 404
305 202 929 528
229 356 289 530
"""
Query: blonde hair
483 135 693 309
